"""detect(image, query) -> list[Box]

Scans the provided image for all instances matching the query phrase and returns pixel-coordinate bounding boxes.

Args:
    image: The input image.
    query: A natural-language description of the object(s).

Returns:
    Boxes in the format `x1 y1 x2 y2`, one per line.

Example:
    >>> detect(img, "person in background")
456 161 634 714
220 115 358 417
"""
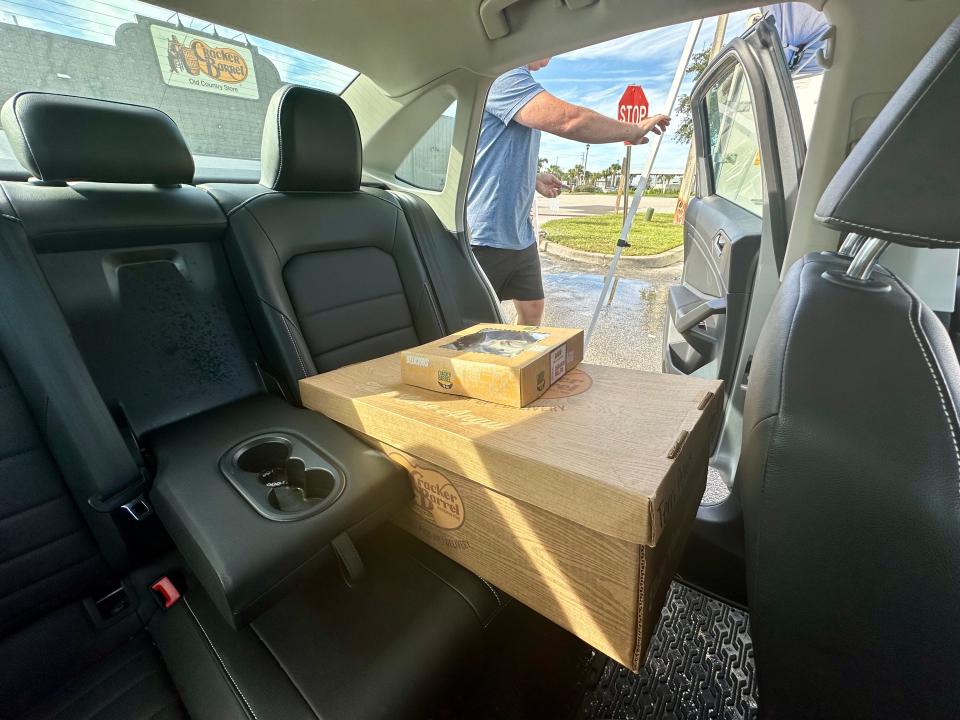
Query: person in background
468 58 670 326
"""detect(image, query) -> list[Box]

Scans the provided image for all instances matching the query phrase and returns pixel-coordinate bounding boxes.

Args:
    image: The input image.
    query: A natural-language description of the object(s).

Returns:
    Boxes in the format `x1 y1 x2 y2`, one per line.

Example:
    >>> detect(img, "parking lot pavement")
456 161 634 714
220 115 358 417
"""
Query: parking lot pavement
499 251 731 505
535 192 678 221
499 251 680 372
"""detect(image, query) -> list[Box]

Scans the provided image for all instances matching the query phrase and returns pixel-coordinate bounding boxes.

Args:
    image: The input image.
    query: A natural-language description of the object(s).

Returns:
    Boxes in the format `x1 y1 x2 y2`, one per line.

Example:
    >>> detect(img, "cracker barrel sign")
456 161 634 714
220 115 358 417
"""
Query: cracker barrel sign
150 25 259 99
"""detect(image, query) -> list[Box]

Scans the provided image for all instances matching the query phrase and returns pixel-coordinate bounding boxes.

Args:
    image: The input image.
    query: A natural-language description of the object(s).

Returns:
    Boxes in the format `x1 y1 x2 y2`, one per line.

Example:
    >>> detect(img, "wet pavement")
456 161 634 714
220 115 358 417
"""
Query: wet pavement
499 252 680 372
499 251 730 505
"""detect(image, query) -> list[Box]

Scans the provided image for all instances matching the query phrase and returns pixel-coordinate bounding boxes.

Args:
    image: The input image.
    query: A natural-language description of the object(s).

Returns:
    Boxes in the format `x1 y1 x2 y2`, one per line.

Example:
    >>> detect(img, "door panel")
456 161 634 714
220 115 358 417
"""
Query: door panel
665 16 805 605
664 196 760 381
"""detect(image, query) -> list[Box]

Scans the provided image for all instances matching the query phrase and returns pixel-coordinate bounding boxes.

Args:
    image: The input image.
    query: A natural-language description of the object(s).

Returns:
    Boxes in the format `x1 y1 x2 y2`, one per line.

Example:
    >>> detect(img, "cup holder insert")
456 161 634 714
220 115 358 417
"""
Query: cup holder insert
222 433 345 521
237 440 291 474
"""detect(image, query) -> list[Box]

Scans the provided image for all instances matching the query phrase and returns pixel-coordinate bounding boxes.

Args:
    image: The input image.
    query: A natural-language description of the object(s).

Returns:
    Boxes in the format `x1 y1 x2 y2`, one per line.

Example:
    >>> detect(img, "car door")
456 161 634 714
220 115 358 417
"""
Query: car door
663 15 805 452
665 16 807 603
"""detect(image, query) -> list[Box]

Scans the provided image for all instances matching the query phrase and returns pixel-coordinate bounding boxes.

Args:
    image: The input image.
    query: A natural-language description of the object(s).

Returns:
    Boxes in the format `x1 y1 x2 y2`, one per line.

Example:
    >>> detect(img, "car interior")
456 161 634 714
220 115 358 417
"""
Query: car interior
0 0 958 718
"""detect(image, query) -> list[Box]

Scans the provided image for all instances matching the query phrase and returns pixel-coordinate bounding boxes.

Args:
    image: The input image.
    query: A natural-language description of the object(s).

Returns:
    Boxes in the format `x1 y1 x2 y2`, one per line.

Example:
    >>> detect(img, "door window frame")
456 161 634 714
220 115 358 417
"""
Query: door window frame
691 25 806 273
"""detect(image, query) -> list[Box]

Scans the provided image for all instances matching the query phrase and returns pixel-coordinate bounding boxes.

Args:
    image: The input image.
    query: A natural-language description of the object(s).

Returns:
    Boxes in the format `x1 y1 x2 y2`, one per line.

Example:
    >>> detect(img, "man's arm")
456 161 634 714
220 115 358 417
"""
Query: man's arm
515 90 669 145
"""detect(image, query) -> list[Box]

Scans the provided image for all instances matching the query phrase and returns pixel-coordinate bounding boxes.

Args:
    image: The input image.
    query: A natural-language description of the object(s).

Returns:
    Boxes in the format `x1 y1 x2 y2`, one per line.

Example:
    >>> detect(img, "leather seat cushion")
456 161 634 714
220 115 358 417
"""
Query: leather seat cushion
17 633 186 720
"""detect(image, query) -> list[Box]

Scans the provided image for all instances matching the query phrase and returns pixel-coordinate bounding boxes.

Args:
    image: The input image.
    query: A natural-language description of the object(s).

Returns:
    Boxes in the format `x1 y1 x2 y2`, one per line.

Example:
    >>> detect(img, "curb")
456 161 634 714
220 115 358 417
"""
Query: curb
539 239 684 269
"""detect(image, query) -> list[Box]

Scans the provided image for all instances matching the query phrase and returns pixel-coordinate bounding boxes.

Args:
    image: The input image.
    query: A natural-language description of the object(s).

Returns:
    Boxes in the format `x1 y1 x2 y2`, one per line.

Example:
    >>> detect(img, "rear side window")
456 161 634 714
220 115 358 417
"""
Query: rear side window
0 1 358 180
703 62 764 216
396 102 456 191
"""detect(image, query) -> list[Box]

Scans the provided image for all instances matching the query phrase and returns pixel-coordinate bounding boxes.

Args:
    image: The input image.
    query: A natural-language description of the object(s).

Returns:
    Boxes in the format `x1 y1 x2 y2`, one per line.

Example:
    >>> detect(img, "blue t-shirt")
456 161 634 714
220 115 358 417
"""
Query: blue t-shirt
467 67 545 250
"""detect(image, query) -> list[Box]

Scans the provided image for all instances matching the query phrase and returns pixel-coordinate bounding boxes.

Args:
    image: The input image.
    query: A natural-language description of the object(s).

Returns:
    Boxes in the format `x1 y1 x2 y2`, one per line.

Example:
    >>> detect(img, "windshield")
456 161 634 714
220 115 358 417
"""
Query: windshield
0 0 359 180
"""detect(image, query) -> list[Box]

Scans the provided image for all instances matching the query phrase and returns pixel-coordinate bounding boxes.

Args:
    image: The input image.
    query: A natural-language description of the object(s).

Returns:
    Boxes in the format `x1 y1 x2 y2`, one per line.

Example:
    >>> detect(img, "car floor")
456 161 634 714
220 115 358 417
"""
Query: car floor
440 582 757 720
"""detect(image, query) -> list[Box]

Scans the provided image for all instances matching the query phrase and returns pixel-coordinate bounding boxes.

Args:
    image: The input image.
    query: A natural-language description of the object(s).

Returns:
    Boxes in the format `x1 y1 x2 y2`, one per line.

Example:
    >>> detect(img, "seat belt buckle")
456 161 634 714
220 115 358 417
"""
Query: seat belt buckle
150 576 181 609
121 495 152 521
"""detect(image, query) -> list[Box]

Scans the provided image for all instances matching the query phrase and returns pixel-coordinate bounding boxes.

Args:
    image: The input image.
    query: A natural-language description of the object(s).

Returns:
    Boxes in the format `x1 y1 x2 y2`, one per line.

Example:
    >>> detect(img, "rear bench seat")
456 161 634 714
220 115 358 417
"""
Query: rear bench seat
203 84 499 401
0 91 501 719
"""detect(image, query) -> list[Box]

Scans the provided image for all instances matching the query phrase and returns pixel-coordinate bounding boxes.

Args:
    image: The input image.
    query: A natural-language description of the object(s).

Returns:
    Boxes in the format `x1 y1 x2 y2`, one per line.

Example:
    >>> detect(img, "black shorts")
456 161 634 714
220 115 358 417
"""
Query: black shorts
472 243 545 302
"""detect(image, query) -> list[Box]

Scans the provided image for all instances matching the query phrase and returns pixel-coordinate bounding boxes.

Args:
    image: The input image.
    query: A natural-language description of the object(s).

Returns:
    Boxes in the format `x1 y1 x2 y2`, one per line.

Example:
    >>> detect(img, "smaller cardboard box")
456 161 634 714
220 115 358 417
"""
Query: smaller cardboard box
400 324 583 407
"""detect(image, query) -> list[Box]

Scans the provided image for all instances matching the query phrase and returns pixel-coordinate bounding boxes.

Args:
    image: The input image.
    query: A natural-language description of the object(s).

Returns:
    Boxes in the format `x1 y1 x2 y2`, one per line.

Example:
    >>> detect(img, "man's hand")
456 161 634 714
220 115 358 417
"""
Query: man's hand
536 172 563 198
628 114 671 145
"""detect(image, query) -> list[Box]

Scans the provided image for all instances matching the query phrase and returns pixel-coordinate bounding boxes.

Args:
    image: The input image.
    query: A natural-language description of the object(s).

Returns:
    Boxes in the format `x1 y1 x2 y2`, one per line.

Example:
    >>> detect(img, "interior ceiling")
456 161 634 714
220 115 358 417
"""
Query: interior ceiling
161 0 791 97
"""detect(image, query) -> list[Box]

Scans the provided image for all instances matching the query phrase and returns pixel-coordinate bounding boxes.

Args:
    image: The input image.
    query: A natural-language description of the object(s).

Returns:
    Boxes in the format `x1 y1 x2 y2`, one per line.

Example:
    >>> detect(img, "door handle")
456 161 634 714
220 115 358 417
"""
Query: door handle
714 231 727 255
669 286 727 334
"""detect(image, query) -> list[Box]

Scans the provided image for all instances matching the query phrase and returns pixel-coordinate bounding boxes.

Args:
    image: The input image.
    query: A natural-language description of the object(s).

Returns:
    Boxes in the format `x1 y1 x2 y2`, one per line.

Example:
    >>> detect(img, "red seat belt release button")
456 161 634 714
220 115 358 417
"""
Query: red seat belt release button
151 576 181 609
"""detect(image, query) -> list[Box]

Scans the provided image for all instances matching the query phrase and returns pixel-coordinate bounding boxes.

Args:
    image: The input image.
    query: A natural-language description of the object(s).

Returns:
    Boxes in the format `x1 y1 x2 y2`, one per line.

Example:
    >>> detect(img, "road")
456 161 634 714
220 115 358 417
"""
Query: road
535 192 678 221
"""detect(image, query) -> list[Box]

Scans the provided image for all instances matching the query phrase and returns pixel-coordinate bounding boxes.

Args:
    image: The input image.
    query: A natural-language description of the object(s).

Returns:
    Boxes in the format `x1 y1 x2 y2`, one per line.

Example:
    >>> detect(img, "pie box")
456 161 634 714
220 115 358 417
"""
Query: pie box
300 355 723 671
399 324 584 407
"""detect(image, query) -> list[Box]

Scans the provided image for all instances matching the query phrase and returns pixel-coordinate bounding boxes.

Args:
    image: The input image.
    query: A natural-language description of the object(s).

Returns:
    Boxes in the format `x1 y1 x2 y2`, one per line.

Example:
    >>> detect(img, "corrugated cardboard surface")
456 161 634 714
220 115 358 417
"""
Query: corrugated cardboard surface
301 355 722 546
364 435 709 670
400 324 583 407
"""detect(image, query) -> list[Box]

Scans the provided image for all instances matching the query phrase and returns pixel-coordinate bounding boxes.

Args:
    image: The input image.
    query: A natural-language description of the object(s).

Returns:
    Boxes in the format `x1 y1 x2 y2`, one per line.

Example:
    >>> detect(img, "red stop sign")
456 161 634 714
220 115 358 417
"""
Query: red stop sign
618 85 649 144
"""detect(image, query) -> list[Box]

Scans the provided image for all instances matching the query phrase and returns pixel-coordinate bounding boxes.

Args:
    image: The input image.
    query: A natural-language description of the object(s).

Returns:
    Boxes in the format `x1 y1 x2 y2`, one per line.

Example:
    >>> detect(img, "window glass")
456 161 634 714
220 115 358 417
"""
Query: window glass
0 0 358 179
395 101 456 191
703 63 764 215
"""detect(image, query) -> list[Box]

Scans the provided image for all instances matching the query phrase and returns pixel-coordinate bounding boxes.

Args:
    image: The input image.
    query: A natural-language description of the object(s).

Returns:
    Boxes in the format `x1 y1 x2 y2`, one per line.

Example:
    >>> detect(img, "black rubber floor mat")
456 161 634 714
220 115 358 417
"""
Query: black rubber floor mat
578 583 757 720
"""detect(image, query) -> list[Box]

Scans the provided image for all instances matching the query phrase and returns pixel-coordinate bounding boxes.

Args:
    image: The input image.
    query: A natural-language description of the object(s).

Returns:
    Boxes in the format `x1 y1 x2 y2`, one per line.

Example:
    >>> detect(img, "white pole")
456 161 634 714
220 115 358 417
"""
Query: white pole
584 19 703 349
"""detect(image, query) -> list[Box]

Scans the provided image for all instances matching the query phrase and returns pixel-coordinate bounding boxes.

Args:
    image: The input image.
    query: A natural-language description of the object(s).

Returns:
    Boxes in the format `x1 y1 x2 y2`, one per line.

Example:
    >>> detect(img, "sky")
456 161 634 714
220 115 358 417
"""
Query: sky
533 9 759 175
0 0 757 176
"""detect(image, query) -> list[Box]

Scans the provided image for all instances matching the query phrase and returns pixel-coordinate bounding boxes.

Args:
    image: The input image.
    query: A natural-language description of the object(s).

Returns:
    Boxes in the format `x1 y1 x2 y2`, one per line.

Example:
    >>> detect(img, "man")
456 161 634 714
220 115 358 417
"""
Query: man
468 58 670 325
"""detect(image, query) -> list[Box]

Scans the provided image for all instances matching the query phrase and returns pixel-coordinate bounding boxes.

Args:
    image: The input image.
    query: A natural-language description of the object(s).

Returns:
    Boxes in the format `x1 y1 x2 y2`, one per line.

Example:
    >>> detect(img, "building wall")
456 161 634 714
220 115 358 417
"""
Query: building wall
0 18 282 161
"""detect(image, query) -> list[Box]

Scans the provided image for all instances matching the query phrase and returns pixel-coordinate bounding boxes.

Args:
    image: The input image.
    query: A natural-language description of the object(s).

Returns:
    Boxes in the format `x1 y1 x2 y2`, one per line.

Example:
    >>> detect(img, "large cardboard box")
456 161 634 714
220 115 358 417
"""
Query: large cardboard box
300 356 722 670
400 324 583 407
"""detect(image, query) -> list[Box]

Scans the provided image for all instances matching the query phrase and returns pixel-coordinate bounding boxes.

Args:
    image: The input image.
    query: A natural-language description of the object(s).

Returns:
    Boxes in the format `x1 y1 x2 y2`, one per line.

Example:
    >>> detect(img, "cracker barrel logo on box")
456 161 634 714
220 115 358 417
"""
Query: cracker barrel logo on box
150 25 259 99
541 368 593 399
437 368 454 390
389 452 464 530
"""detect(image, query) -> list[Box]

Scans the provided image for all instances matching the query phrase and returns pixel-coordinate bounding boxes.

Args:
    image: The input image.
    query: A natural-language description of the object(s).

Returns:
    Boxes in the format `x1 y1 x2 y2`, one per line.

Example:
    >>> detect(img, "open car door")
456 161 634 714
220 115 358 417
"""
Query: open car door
665 15 807 601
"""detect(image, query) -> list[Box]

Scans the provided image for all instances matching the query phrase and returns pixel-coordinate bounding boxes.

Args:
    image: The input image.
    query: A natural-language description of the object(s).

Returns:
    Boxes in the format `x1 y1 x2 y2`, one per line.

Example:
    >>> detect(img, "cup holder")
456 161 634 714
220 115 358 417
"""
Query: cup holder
262 458 337 512
220 433 345 521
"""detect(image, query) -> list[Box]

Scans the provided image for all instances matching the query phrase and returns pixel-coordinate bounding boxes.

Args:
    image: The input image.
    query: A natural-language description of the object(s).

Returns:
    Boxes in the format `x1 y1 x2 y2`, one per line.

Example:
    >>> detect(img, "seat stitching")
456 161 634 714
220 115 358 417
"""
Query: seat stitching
280 313 308 379
0 444 43 466
312 324 415 359
0 527 84 568
814 213 958 245
296 290 406 320
0 554 100 602
52 649 158 720
0 493 62 523
272 85 295 188
10 95 43 178
405 552 489 626
183 597 258 720
900 282 960 483
478 578 502 609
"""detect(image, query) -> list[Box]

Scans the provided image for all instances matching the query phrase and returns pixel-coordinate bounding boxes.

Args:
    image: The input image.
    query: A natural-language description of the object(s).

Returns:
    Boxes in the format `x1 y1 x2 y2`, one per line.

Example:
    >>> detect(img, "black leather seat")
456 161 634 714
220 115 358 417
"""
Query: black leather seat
204 84 497 401
0 91 502 719
736 17 960 719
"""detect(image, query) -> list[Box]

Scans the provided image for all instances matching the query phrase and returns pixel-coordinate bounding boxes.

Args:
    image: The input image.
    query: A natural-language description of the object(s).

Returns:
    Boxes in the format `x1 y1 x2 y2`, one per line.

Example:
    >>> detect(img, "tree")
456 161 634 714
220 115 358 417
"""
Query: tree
568 164 584 186
538 157 550 171
547 163 564 179
674 48 712 145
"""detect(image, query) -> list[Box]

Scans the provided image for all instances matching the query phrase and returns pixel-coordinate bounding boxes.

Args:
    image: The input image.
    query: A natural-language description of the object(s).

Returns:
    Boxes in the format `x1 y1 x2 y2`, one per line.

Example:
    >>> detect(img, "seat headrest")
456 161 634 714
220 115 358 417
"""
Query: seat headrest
815 17 960 249
260 85 361 192
0 92 193 185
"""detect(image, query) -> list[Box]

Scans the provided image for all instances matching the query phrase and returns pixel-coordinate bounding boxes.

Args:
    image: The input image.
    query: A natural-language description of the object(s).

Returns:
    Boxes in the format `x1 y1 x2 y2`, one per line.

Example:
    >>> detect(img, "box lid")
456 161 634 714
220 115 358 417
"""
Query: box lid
402 324 582 369
300 355 722 545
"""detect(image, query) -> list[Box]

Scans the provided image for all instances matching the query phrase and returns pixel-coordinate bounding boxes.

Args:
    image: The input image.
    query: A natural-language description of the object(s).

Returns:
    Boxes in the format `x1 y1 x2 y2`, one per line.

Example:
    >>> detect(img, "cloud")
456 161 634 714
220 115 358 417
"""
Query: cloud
559 22 693 63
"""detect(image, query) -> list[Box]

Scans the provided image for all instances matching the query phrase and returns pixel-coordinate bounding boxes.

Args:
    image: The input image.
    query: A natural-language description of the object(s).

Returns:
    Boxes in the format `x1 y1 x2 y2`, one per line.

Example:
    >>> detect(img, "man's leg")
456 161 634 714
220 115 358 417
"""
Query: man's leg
513 299 544 325
504 243 545 325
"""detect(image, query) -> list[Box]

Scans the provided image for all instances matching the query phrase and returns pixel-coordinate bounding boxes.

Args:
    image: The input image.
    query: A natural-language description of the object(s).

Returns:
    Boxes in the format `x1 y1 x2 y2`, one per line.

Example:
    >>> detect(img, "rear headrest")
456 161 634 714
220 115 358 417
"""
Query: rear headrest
0 92 193 185
815 17 960 249
260 85 361 192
